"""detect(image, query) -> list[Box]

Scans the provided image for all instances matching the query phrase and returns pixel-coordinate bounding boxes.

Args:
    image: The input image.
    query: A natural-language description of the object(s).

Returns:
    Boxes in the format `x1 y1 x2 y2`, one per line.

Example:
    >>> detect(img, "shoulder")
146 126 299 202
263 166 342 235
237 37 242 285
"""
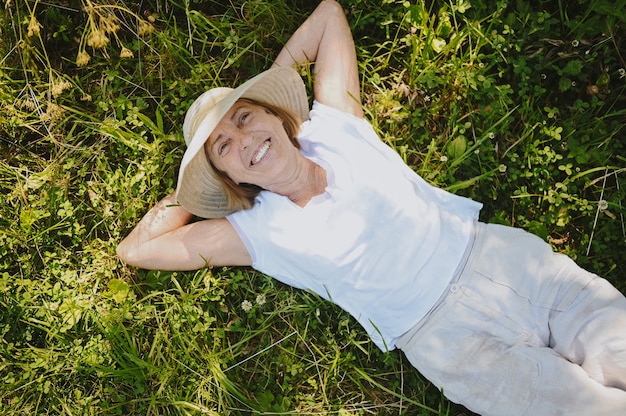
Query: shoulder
227 191 291 225
309 100 365 122
302 101 372 137
299 101 379 150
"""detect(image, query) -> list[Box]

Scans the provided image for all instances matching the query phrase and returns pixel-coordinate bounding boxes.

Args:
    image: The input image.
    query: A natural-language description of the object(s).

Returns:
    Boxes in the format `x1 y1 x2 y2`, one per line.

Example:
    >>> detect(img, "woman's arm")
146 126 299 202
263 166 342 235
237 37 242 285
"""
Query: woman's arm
116 192 251 270
117 3 358 270
272 0 362 118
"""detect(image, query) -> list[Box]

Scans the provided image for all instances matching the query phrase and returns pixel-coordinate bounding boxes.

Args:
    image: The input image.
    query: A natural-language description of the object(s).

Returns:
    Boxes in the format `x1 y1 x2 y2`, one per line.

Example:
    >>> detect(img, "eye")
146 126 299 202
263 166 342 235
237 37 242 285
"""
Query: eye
217 139 230 156
238 112 250 126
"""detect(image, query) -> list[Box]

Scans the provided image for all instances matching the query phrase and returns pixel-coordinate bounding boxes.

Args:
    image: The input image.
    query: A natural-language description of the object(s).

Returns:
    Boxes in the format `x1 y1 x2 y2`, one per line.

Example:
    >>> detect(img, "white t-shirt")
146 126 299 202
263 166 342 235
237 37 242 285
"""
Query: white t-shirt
227 102 482 350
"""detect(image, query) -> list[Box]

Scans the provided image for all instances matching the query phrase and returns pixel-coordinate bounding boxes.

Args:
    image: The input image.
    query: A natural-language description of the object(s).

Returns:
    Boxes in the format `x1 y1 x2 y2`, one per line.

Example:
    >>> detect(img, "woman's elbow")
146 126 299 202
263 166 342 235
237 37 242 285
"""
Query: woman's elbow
116 238 183 270
116 239 140 267
321 0 344 17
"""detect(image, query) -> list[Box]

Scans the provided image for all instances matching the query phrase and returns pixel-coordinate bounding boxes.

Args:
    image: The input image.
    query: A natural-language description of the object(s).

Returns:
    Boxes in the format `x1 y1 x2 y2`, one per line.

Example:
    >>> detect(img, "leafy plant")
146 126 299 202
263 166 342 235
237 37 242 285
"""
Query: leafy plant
1 0 624 414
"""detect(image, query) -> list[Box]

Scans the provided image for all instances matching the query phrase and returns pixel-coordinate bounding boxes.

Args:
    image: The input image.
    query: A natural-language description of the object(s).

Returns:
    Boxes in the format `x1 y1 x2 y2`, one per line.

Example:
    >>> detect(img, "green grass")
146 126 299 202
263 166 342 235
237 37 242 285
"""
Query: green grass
1 0 624 414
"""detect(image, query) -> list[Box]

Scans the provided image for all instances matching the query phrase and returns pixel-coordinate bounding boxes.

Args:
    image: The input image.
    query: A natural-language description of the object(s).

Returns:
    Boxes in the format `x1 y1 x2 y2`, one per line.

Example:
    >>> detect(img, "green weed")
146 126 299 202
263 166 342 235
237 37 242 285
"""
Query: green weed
1 0 624 414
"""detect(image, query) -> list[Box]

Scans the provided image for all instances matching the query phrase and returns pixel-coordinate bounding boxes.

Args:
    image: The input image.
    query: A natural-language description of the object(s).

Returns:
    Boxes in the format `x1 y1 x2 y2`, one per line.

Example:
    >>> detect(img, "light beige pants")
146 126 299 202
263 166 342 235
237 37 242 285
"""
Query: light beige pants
397 222 626 416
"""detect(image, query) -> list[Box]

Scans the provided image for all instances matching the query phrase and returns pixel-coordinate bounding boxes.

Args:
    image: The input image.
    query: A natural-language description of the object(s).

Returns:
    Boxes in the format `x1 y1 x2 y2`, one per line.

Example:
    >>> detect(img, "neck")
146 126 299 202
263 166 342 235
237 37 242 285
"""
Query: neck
267 157 327 207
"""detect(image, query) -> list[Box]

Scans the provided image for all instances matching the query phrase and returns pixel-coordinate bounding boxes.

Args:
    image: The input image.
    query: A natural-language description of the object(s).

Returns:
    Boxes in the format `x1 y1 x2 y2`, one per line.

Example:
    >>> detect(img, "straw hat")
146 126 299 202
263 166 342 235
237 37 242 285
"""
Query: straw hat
176 67 309 218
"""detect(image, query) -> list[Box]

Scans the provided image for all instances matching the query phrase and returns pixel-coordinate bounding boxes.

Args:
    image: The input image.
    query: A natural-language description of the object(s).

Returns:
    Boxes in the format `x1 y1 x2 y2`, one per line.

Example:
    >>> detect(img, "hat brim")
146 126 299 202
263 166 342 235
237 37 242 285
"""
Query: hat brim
175 67 309 218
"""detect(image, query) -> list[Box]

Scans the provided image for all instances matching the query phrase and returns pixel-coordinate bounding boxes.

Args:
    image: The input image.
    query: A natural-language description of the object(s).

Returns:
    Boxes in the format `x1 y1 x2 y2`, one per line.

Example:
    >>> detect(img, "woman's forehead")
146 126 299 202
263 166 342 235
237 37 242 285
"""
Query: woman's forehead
206 100 254 146
221 99 256 120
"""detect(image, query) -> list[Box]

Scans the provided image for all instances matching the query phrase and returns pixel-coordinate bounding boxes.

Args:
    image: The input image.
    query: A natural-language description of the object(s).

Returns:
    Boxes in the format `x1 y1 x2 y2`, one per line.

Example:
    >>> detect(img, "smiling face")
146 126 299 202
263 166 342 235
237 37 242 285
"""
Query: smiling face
205 99 300 191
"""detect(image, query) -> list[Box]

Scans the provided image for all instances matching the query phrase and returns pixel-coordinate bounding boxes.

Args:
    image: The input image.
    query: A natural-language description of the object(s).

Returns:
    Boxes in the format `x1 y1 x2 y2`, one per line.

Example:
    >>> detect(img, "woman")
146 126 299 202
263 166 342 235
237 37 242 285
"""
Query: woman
117 1 626 414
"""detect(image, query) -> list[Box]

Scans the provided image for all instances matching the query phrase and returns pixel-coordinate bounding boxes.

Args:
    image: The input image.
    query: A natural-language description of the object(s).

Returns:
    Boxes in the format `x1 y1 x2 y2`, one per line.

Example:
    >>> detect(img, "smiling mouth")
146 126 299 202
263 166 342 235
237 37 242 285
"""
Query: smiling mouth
251 139 271 166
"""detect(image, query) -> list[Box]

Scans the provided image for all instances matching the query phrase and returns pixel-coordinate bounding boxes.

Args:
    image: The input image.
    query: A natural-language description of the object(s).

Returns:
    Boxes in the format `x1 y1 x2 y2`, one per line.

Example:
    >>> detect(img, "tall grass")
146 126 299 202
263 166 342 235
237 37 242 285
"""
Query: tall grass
1 0 624 414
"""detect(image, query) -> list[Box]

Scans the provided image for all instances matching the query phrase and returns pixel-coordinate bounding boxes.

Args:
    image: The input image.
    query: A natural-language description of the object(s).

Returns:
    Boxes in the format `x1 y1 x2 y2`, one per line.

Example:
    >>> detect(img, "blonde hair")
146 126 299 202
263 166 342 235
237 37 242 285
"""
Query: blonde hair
207 98 303 212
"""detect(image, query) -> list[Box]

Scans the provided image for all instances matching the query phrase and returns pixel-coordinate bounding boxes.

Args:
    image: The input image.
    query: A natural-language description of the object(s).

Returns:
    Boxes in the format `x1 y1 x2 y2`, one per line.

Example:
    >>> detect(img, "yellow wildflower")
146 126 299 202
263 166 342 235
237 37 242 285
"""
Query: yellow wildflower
27 16 42 37
120 47 134 59
51 78 72 98
100 14 120 34
138 20 154 36
87 29 109 49
76 51 91 67
18 96 38 111
40 102 64 125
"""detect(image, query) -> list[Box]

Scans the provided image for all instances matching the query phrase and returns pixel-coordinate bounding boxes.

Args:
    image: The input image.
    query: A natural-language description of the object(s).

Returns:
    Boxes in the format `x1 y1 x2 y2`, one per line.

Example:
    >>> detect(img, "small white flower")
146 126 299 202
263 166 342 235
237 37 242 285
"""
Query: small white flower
571 81 576 87
474 149 480 154
255 294 266 306
498 164 507 173
241 300 253 311
440 155 448 162
541 73 547 80
571 39 580 48
618 68 625 79
598 200 609 211
488 132 495 139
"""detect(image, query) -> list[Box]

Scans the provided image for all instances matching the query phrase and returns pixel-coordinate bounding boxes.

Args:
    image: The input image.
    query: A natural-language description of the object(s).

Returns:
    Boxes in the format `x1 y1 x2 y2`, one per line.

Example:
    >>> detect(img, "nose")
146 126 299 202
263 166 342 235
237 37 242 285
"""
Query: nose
236 133 252 150
222 126 251 150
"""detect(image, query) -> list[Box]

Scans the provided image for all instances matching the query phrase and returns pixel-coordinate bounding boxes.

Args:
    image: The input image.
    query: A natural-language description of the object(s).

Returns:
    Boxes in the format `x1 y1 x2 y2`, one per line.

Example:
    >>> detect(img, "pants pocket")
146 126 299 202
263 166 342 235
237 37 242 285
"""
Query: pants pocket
474 224 593 312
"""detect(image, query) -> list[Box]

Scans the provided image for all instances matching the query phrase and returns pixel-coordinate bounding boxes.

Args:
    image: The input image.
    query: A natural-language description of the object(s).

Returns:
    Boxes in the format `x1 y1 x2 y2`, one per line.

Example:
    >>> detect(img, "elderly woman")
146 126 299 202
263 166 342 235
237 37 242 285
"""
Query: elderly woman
117 1 626 414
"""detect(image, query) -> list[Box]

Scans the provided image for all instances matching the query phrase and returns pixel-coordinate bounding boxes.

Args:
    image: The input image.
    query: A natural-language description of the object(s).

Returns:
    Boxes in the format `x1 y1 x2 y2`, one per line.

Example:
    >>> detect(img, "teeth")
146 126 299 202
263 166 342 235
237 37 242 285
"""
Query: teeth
253 140 270 165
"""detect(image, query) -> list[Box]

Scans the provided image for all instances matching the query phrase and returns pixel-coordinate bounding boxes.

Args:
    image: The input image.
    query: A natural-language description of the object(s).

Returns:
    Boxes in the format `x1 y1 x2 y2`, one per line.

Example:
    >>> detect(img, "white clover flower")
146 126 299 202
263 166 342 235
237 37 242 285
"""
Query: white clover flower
241 300 253 312
440 155 448 162
255 294 266 306
498 164 507 173
598 200 609 211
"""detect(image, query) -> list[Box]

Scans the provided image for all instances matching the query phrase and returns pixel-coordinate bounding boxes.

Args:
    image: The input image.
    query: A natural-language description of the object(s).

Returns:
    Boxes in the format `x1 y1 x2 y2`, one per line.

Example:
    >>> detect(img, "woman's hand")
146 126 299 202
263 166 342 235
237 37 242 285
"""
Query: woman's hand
272 0 362 118
117 191 251 270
